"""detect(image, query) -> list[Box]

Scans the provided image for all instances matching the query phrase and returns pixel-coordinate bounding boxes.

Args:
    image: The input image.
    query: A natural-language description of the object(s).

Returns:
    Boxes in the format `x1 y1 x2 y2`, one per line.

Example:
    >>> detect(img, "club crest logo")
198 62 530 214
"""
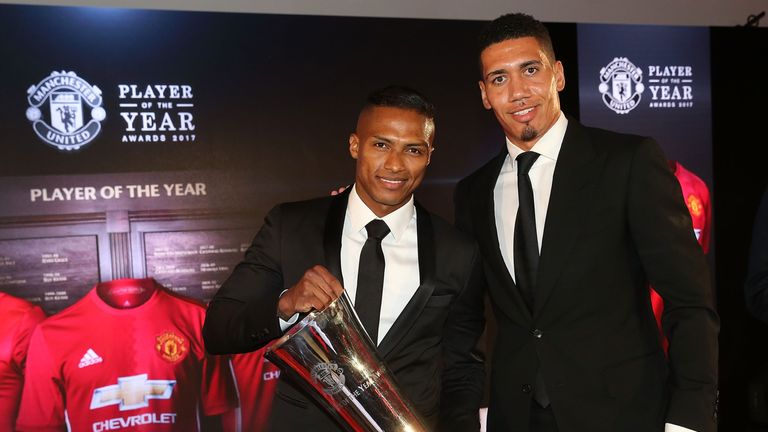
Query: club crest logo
26 71 106 151
311 362 345 395
598 57 644 114
686 194 704 218
155 331 188 363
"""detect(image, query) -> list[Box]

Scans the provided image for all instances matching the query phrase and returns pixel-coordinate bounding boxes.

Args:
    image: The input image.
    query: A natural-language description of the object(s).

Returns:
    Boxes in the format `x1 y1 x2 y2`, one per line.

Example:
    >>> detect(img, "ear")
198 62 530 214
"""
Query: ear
554 60 565 92
478 80 492 110
349 133 359 159
426 146 435 166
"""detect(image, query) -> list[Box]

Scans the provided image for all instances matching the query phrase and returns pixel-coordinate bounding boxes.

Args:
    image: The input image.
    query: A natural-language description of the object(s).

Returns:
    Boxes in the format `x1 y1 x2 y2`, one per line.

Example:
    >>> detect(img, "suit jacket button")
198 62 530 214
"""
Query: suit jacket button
522 384 532 393
531 329 543 339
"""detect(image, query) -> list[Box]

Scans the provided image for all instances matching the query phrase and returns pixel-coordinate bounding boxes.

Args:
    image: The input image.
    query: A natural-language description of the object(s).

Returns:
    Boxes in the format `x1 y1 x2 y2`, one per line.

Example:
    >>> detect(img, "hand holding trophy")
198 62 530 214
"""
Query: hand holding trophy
267 289 428 432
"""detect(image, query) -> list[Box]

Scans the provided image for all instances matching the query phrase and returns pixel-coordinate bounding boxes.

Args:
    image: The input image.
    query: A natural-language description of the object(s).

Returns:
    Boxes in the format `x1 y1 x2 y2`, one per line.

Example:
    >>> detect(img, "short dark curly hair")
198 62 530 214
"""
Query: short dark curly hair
363 85 435 120
478 13 556 62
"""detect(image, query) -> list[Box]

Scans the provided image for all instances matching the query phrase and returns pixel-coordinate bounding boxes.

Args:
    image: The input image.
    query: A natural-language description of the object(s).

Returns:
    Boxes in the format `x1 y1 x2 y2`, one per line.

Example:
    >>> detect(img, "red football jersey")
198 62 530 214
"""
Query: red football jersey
223 350 281 432
672 160 711 253
650 161 711 352
16 279 237 432
0 292 45 432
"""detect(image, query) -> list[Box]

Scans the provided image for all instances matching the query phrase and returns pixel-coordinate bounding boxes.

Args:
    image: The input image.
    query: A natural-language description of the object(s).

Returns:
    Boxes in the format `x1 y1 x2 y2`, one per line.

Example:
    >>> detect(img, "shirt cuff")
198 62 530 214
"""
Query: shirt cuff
278 289 299 331
279 313 299 331
665 423 696 432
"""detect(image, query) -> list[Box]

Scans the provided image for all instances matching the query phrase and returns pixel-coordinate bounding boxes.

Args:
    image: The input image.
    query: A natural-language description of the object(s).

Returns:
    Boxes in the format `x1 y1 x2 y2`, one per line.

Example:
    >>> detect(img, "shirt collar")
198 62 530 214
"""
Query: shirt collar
348 184 415 242
505 111 568 163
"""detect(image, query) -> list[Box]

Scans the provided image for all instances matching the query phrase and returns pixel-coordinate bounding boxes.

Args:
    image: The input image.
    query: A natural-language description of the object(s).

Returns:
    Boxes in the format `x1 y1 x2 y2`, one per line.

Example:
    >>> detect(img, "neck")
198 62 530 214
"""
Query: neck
354 184 411 218
97 278 157 309
507 138 537 151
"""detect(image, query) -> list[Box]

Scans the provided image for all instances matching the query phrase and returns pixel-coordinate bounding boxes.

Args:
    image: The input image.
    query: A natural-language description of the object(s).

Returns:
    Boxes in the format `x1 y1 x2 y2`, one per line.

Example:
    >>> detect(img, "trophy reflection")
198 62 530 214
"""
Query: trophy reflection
265 293 428 432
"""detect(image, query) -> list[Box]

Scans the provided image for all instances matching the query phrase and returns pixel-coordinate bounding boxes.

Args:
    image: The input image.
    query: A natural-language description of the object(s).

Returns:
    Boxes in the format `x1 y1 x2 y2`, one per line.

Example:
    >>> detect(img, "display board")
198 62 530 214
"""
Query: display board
0 4 511 312
577 24 712 190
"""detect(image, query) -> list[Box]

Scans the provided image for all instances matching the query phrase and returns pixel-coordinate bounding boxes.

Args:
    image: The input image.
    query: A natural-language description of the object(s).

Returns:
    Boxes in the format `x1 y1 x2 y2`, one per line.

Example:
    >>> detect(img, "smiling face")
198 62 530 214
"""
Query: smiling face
349 106 434 217
478 36 565 150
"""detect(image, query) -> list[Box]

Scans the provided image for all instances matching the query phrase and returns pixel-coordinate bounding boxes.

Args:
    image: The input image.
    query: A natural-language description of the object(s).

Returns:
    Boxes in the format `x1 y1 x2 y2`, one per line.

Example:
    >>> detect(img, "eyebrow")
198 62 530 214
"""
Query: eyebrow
485 60 544 80
371 136 429 147
485 68 507 80
519 60 543 70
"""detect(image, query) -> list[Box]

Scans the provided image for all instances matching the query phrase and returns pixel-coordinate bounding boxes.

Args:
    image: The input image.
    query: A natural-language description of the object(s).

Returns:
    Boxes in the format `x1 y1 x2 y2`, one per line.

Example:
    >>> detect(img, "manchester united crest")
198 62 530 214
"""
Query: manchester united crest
686 194 704 218
26 71 106 151
598 57 644 114
311 362 345 395
155 331 188 363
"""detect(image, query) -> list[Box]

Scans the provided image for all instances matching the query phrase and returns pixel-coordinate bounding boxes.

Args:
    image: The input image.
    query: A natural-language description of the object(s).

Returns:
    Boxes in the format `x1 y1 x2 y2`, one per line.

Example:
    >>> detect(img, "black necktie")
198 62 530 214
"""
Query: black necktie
514 151 541 310
514 151 551 408
356 219 390 344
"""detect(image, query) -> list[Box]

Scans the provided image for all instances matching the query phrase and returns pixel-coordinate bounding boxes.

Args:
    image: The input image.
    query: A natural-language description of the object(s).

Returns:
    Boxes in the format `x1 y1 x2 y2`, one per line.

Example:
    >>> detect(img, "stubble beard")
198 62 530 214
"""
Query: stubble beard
520 125 538 142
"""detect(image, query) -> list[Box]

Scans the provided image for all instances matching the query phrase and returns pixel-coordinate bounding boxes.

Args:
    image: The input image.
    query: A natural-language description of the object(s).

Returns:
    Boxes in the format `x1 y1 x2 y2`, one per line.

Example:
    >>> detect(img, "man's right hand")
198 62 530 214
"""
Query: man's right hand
277 265 344 320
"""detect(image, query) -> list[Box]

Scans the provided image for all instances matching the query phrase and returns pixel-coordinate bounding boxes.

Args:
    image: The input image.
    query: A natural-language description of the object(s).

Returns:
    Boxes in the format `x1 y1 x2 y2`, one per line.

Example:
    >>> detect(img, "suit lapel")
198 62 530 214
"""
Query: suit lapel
474 150 533 321
323 188 350 286
377 202 436 359
534 119 603 317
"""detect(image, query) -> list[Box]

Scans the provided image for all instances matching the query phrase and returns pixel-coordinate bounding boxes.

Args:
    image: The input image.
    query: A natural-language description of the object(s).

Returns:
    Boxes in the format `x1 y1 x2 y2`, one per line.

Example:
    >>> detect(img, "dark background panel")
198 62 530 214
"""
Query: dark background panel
0 5 580 222
576 24 713 186
711 25 768 432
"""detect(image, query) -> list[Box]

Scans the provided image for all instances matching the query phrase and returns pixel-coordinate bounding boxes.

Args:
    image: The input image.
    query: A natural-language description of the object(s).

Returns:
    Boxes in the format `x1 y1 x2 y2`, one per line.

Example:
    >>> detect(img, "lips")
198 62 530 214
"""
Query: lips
514 107 534 115
511 105 536 122
377 176 407 190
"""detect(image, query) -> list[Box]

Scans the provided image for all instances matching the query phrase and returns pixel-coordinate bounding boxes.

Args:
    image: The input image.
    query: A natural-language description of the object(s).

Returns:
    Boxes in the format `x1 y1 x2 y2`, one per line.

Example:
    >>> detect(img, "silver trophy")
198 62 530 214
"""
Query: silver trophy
265 292 428 432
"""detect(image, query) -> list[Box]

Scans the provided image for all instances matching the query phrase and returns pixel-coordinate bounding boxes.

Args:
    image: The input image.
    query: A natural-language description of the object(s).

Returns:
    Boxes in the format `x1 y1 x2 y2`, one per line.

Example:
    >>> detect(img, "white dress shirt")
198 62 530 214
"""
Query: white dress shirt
492 112 694 432
494 112 567 283
280 185 420 346
341 184 420 345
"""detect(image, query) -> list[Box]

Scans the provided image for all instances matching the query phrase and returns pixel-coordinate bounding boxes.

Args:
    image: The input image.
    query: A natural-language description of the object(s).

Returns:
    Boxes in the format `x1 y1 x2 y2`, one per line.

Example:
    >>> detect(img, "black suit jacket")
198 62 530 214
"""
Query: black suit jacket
204 190 485 431
454 119 718 432
746 187 768 322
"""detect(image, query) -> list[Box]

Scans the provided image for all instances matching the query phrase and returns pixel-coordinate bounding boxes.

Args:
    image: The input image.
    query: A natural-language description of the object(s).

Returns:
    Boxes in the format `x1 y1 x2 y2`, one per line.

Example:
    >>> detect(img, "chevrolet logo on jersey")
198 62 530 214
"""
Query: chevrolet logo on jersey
90 374 176 411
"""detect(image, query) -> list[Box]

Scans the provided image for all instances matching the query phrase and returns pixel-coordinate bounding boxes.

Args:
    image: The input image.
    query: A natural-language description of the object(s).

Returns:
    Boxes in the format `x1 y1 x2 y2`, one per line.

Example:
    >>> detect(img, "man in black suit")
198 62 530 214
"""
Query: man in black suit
454 13 718 432
204 86 485 431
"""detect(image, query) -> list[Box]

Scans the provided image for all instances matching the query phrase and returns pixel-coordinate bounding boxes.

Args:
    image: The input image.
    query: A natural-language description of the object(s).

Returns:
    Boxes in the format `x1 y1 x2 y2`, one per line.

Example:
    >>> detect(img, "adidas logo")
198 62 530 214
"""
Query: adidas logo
78 348 103 368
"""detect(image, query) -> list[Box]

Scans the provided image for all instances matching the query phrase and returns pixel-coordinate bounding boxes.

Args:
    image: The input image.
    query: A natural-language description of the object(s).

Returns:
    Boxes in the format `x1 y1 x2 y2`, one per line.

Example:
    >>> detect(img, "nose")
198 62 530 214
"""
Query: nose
383 150 405 172
507 75 529 103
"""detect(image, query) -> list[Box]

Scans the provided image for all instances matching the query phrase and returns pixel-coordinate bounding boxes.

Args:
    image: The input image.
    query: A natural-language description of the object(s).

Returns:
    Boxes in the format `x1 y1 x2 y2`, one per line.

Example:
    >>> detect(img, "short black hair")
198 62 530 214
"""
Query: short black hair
478 13 556 62
363 85 435 120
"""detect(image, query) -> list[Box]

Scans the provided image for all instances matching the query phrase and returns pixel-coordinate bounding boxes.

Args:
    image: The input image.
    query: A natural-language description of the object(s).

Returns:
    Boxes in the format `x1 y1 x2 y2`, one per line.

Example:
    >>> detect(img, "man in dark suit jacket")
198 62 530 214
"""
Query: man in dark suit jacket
204 86 485 431
454 14 718 432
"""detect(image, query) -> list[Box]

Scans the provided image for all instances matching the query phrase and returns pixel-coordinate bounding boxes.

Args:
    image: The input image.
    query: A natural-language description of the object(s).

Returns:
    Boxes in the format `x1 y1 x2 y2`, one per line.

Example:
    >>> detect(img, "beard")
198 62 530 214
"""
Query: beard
520 125 539 142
